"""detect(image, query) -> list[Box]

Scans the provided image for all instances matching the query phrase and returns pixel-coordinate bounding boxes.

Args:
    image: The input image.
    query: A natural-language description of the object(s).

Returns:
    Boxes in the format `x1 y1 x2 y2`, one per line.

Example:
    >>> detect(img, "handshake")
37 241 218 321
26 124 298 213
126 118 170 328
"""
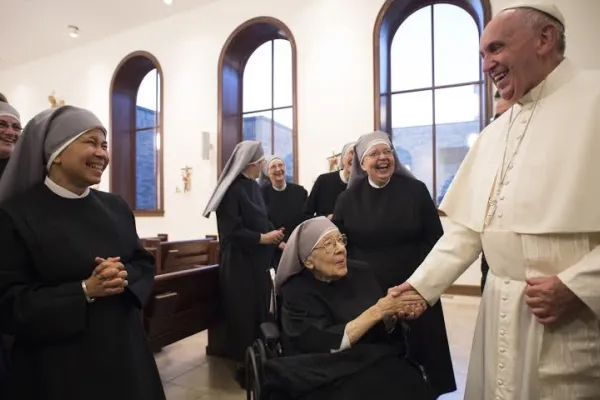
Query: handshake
377 282 428 320
83 256 129 299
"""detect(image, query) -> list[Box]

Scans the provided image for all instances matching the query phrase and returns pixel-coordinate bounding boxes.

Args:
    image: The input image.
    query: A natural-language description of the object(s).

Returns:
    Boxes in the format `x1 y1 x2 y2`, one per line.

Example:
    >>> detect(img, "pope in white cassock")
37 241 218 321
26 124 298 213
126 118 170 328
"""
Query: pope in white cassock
390 1 600 399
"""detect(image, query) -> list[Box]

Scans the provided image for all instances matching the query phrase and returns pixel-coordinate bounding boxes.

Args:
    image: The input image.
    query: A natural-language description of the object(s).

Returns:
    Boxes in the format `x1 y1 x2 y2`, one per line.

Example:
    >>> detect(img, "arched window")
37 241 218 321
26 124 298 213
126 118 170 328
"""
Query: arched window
374 0 492 204
110 51 164 216
218 17 298 182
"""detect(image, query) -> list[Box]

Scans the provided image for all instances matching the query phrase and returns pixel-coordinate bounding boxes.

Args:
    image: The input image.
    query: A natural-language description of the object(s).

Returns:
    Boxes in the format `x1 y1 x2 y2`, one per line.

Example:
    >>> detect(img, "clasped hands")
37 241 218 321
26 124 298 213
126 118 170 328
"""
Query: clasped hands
378 282 428 320
84 257 129 298
261 228 285 245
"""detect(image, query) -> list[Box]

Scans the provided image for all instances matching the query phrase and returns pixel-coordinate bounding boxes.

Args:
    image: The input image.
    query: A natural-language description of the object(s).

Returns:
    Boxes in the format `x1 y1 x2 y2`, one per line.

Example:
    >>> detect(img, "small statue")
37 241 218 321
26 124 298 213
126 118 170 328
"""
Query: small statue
327 151 341 172
48 91 65 108
181 166 192 193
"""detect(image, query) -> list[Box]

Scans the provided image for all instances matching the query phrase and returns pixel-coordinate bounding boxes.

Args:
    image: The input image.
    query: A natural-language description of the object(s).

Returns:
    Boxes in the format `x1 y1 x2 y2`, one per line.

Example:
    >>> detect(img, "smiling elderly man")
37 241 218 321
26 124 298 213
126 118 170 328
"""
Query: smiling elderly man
389 1 600 399
0 97 22 180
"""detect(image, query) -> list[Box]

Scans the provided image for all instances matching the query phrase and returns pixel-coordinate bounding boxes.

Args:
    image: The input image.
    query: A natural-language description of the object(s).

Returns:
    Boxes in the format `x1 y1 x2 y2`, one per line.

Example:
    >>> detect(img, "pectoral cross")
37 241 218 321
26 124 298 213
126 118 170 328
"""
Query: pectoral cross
485 199 497 227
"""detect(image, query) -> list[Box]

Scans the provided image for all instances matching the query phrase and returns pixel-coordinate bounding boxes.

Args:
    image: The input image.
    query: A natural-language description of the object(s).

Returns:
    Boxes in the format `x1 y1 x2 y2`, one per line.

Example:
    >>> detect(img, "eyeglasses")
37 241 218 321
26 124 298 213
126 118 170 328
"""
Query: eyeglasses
366 149 393 159
313 234 347 254
0 120 22 133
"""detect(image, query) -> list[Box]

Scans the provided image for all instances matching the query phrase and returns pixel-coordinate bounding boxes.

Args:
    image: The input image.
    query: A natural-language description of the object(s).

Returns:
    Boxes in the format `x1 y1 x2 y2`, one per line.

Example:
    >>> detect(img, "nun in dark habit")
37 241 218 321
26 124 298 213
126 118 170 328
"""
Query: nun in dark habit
331 131 456 397
0 101 22 180
259 217 434 400
260 155 308 271
202 141 285 386
0 106 164 400
304 141 355 219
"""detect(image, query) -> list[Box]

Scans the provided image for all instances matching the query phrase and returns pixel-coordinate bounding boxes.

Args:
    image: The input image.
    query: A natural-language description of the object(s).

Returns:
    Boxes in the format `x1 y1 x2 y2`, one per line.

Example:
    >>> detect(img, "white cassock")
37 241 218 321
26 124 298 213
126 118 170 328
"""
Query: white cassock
407 58 600 400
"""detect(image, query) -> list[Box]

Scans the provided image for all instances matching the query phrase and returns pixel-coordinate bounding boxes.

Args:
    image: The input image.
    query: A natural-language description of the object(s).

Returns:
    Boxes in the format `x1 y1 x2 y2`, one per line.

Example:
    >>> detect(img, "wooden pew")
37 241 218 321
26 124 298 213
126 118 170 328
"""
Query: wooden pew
144 264 220 351
155 239 218 275
142 239 225 351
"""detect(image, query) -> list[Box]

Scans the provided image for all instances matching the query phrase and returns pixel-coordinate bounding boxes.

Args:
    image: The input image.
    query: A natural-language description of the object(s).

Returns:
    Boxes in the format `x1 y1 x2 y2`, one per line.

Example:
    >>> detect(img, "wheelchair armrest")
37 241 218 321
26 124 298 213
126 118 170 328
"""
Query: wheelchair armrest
260 322 280 343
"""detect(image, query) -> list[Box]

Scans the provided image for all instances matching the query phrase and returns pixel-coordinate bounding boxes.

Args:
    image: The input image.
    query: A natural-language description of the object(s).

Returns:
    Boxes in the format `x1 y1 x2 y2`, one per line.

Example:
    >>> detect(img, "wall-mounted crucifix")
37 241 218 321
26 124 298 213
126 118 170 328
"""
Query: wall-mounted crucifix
181 166 193 193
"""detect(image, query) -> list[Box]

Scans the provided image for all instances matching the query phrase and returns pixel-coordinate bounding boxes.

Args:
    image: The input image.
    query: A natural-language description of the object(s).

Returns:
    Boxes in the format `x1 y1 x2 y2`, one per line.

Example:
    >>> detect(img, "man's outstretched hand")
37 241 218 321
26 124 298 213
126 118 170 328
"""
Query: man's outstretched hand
388 282 428 320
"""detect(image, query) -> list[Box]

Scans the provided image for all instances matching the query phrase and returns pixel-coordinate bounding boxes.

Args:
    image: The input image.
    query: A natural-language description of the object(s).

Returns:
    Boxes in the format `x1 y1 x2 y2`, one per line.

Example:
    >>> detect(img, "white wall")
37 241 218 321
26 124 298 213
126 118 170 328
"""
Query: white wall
1 0 599 286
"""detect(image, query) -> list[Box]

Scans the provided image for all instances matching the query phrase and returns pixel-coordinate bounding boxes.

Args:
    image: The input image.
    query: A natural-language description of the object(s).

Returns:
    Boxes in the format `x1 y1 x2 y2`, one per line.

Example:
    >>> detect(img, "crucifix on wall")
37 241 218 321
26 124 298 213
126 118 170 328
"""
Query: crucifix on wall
181 166 193 193
327 151 341 172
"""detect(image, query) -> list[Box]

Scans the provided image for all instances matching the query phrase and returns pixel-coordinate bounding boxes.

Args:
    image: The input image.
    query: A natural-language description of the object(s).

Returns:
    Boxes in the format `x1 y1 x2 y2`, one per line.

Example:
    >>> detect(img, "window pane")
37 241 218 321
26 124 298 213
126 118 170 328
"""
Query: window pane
273 107 294 182
434 84 481 204
243 41 273 113
391 91 434 195
135 128 159 210
433 4 480 86
391 6 432 92
243 110 273 155
273 39 292 108
136 69 159 129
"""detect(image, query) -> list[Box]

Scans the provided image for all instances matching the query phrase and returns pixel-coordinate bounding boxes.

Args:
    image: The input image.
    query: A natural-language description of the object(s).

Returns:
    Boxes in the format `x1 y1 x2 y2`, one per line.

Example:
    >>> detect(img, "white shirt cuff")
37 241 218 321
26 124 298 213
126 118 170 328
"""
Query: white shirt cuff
331 327 351 353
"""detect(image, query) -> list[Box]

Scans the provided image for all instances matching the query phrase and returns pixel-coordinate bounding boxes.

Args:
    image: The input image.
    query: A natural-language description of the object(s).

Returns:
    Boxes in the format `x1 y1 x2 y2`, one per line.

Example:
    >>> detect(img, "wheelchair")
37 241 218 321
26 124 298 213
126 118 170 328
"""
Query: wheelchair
245 268 283 400
245 269 430 400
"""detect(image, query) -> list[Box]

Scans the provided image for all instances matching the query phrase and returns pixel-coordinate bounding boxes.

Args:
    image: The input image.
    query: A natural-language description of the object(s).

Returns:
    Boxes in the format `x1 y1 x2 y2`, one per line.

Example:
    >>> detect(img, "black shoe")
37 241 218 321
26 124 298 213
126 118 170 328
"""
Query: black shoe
235 366 247 390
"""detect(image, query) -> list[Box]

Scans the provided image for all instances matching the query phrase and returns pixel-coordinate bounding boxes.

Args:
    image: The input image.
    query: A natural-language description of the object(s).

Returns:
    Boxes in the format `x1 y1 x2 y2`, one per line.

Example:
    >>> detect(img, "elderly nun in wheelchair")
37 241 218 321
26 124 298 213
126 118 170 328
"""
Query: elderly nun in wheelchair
257 216 434 399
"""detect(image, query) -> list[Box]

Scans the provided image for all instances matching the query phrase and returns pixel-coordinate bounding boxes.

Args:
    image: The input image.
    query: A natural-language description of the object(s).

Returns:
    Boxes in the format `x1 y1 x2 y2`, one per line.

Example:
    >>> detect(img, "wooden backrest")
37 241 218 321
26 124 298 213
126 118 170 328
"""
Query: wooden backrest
156 239 219 275
140 237 162 250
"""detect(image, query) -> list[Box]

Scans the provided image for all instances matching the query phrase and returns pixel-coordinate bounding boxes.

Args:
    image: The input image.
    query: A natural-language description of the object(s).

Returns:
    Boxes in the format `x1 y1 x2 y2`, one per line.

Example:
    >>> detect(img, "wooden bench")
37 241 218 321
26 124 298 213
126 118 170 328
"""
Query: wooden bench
142 238 225 350
144 264 221 351
154 239 218 275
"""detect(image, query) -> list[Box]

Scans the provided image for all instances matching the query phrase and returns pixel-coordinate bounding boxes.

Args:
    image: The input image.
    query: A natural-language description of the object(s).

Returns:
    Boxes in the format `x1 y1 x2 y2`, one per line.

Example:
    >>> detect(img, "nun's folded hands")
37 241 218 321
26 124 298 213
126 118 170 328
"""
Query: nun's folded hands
84 257 129 298
260 227 285 245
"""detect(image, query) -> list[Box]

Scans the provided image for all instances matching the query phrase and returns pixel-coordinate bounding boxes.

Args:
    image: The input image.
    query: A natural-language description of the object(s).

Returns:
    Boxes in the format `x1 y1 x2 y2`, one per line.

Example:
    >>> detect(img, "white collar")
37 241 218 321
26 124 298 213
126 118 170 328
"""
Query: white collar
368 177 390 189
519 58 575 105
44 177 90 198
272 182 287 191
339 169 348 184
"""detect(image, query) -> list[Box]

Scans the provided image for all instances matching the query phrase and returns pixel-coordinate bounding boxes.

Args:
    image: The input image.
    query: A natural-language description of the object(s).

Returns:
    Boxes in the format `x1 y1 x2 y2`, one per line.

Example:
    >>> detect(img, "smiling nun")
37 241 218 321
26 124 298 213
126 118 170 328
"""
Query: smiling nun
0 101 22 180
331 130 456 397
0 106 165 400
260 155 308 270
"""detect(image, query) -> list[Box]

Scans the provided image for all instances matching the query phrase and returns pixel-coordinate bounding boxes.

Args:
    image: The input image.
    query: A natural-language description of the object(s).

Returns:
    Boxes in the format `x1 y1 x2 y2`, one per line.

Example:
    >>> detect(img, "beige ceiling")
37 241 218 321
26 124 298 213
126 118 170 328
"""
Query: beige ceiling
1 0 216 70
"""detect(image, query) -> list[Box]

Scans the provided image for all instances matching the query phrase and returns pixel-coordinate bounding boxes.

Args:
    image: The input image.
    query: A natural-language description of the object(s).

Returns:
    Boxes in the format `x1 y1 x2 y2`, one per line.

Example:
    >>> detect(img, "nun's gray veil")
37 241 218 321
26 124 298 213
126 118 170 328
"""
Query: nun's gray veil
0 102 20 122
0 106 106 205
274 216 338 294
339 141 356 170
347 131 413 189
203 140 265 217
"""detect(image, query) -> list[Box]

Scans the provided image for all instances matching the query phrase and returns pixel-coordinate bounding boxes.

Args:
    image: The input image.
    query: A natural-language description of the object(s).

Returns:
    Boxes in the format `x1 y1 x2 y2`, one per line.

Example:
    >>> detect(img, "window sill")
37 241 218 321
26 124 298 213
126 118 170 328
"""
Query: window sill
134 209 165 217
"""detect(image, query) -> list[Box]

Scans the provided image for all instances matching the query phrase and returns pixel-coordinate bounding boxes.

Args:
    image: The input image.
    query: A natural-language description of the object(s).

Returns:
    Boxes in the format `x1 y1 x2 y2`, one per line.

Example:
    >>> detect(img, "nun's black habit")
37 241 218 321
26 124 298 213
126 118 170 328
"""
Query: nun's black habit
0 106 164 400
203 141 275 365
332 131 456 397
260 156 308 271
260 217 434 400
304 142 355 217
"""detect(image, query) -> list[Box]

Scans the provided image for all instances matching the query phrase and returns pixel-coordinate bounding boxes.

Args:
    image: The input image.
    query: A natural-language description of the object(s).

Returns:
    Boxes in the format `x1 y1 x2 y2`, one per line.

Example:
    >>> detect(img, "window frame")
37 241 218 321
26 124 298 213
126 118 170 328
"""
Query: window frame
217 17 299 182
373 0 492 206
109 50 165 216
